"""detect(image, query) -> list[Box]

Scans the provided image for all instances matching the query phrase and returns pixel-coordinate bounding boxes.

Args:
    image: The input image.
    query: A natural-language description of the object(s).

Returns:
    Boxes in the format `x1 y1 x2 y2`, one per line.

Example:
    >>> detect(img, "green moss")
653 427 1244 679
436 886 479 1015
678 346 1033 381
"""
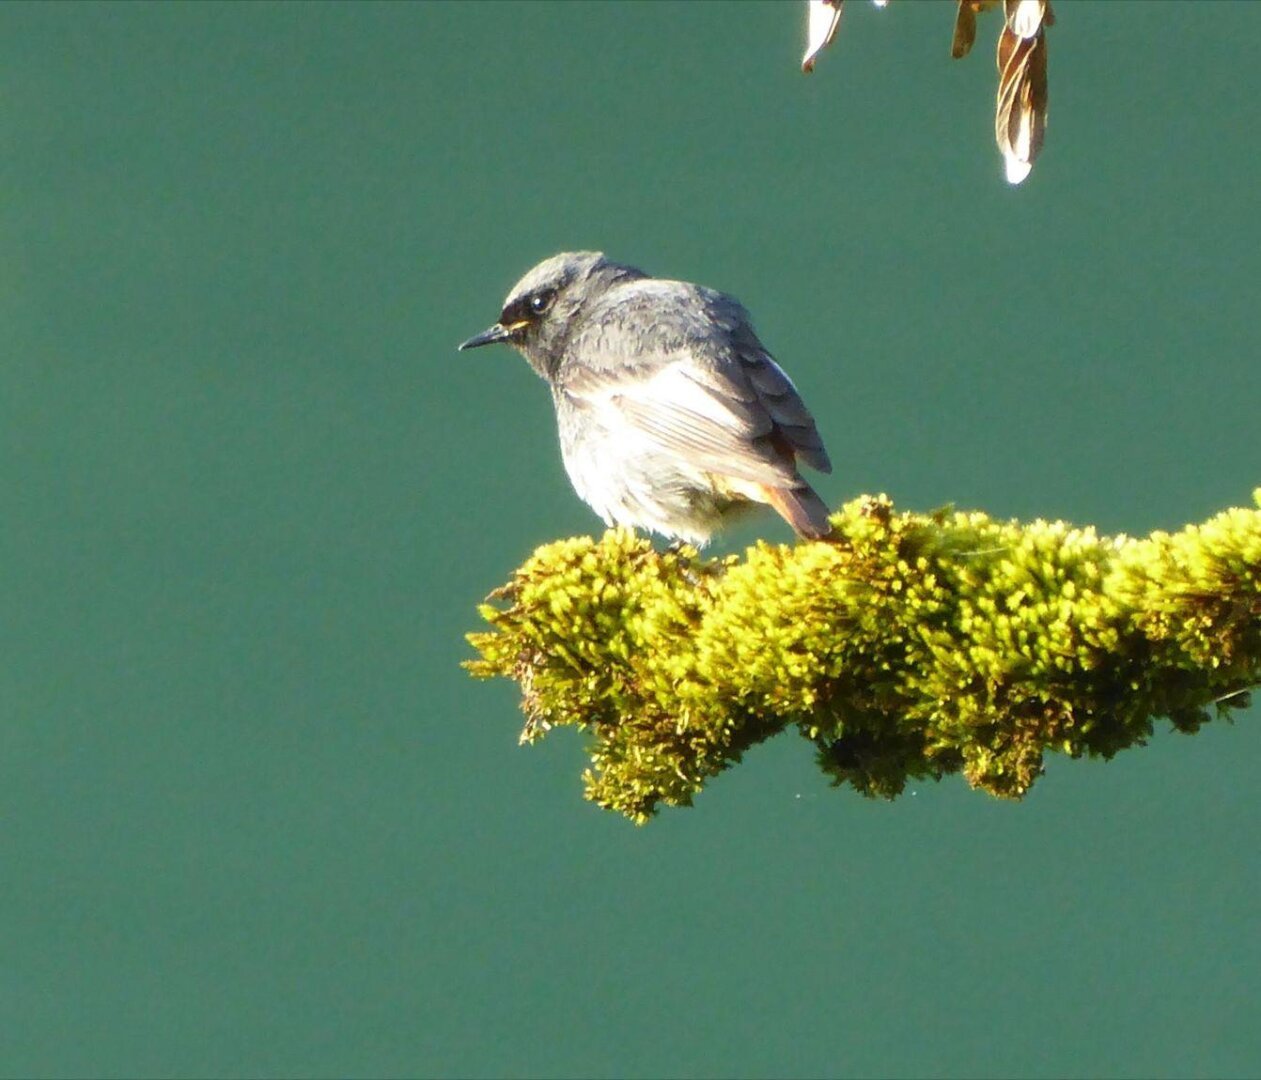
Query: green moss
466 494 1261 824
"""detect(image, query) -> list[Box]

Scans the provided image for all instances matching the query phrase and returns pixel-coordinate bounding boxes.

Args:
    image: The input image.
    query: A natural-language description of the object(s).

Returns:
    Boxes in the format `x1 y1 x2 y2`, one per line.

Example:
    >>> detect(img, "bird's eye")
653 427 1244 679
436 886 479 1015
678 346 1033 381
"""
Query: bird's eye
529 291 555 315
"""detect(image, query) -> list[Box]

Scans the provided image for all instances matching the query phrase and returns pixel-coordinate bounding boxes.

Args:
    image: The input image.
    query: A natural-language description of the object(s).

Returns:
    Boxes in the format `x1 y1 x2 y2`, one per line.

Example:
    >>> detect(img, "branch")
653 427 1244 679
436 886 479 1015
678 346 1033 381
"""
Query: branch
466 493 1261 824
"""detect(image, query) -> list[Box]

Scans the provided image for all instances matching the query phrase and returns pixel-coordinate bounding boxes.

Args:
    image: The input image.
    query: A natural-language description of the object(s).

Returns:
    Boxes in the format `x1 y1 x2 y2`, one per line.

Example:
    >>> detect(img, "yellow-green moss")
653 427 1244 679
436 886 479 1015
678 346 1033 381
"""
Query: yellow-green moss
466 493 1261 824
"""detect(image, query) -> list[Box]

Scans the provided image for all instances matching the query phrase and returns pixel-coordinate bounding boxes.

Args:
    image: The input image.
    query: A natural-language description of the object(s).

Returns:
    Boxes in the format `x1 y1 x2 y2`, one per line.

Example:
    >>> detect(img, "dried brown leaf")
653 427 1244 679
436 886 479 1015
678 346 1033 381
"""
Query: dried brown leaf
952 1 978 59
952 1 1001 60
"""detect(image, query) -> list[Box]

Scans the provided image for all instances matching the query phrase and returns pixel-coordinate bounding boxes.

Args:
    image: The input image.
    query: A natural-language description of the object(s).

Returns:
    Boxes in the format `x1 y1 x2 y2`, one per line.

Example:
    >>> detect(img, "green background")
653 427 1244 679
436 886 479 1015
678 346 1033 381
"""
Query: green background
2 2 1258 1076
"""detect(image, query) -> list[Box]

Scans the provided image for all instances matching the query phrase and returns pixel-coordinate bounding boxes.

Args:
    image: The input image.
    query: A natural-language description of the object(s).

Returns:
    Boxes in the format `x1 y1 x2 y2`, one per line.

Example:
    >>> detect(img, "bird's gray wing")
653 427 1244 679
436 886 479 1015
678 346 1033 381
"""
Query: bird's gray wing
727 345 832 475
558 283 831 485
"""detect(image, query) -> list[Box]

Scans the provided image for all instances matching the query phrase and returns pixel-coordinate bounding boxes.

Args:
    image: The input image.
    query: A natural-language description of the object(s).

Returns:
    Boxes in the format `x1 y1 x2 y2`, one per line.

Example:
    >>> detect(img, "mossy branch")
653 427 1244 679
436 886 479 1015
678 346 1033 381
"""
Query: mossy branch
465 493 1261 824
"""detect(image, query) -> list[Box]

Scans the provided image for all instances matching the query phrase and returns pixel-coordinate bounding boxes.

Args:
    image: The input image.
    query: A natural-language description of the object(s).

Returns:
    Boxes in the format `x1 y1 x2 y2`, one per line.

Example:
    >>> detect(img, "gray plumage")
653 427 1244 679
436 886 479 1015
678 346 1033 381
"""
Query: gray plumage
459 251 833 545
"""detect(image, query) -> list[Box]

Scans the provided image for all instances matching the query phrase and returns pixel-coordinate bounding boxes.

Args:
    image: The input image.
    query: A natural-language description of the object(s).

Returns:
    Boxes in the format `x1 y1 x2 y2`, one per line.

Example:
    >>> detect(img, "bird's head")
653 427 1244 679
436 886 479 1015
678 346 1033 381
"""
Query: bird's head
459 251 646 378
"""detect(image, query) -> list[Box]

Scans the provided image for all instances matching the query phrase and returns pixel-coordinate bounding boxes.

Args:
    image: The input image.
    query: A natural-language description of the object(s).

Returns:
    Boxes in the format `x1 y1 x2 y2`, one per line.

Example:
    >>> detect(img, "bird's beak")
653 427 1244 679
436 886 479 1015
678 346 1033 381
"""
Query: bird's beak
458 324 509 351
459 320 527 351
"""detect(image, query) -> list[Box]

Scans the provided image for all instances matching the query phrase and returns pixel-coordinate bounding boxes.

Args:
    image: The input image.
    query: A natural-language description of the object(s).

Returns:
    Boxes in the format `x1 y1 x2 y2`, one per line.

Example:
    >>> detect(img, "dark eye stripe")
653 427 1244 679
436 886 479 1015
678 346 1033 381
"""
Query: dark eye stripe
500 297 531 324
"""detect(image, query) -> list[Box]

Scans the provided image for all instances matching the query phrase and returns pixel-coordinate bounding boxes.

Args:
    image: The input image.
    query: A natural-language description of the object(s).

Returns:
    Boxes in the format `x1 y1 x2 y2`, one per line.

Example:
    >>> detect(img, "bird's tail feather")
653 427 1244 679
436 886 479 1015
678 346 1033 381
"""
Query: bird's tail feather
761 483 833 540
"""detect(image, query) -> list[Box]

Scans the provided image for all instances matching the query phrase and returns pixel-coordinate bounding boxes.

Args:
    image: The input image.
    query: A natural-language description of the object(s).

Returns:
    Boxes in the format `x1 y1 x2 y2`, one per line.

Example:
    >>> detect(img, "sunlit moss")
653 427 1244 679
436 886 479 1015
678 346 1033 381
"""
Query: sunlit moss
466 493 1261 824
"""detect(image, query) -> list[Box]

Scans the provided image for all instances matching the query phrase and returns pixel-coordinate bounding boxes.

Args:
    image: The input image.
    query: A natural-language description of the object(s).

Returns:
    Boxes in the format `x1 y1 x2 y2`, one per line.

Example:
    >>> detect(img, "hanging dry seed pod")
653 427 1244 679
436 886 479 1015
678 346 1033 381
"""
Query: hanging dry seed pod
801 0 888 74
802 0 845 73
802 0 1053 183
995 0 1052 184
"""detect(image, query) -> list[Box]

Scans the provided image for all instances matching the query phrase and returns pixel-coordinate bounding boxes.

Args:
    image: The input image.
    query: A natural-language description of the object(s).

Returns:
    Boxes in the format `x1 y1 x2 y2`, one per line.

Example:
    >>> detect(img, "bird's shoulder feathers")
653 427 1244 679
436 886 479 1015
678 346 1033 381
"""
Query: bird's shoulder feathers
555 279 832 481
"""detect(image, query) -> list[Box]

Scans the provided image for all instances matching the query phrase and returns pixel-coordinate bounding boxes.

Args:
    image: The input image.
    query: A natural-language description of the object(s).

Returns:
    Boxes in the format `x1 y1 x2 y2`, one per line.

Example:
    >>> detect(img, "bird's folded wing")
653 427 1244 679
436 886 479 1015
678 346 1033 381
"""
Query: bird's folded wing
730 350 832 474
562 352 828 487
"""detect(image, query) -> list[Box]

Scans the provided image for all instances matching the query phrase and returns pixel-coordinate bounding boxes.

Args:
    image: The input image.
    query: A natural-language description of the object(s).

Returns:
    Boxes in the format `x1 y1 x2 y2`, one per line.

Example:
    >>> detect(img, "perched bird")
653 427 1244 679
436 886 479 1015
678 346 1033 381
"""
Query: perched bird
459 252 833 546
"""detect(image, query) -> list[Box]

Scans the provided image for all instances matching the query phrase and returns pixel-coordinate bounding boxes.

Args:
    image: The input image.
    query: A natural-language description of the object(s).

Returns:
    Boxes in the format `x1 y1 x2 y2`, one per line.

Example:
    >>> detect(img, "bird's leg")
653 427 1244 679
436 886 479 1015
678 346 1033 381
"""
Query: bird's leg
661 538 706 587
662 538 733 589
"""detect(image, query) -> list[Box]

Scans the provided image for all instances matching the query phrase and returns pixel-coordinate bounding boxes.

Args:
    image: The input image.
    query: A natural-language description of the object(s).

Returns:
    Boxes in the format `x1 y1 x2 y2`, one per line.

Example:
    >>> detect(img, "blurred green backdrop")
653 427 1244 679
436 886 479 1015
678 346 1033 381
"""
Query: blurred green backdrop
1 2 1258 1077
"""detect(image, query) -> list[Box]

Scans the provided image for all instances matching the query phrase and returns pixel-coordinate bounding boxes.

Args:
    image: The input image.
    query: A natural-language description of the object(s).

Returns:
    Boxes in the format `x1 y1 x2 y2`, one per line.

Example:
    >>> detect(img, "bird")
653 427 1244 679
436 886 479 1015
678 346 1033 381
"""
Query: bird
459 251 833 546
